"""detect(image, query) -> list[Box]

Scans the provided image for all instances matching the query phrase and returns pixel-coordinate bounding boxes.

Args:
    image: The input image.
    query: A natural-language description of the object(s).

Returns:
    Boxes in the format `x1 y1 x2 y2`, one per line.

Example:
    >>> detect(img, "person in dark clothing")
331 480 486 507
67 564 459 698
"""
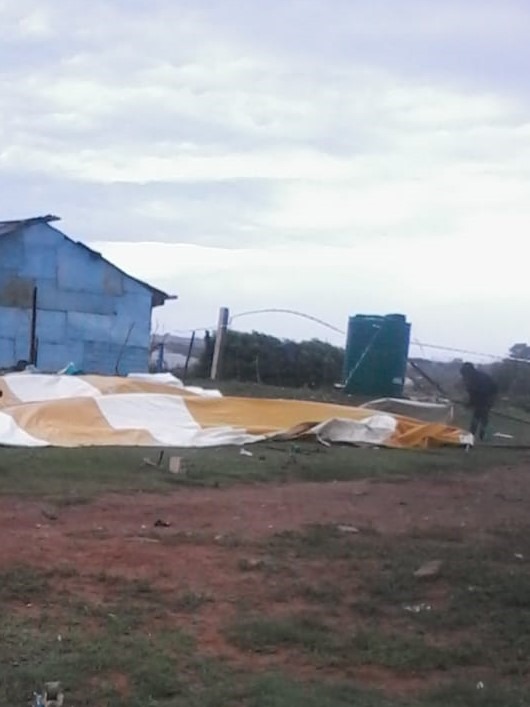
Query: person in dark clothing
460 362 498 441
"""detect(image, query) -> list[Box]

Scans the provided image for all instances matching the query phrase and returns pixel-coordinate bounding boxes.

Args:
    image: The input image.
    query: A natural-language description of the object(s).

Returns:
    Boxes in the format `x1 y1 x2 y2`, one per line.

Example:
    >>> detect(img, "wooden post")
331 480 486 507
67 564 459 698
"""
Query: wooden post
183 330 196 382
210 307 229 381
156 341 165 372
29 286 38 365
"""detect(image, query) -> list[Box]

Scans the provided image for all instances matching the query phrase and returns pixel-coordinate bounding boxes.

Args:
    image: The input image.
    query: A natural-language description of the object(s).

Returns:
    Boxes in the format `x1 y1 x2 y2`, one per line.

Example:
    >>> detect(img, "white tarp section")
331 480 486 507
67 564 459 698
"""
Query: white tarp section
312 415 397 446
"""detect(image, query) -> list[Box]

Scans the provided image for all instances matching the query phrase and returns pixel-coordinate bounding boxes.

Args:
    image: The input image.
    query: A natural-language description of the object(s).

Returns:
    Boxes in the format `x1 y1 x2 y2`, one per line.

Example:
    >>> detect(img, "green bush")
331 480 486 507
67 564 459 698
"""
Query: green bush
196 330 344 388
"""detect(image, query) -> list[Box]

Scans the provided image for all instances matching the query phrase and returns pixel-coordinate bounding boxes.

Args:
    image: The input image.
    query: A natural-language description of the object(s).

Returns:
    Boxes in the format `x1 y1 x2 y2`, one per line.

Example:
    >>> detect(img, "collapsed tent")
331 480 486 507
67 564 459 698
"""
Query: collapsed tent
0 373 473 449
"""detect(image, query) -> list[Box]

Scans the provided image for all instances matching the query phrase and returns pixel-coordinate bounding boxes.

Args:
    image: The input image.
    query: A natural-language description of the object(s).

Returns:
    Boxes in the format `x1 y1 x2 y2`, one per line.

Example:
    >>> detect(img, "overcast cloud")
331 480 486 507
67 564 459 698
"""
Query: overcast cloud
1 0 529 357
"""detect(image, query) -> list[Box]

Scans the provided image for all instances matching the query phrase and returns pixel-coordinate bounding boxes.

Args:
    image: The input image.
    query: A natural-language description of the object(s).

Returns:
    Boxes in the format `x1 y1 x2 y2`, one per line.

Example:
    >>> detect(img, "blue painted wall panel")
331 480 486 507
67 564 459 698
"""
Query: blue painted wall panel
112 298 151 347
0 273 34 308
37 282 116 315
0 338 15 367
36 343 71 370
57 242 103 293
127 322 151 349
84 342 148 375
117 346 149 374
0 308 31 364
0 305 29 332
123 272 150 296
15 334 30 363
0 268 23 282
23 223 63 247
0 232 24 269
19 246 57 279
37 342 84 372
36 310 67 343
67 305 151 348
67 312 115 344
37 340 85 373
115 293 150 318
101 262 124 296
83 341 117 374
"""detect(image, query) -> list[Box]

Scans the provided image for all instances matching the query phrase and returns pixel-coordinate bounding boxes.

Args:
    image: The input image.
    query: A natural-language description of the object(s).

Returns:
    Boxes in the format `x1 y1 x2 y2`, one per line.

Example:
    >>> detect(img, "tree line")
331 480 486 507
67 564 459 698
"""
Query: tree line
491 343 530 407
195 330 344 388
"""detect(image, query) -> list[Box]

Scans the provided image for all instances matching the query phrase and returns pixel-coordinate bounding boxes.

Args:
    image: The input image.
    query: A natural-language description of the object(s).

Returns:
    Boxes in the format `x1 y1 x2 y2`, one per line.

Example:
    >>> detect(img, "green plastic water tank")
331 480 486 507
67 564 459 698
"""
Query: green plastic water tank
343 314 411 397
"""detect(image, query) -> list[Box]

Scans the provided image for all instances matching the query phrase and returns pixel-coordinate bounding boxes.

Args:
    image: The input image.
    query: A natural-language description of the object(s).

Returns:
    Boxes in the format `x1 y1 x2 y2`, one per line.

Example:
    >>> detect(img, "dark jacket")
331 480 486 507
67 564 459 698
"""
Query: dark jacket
462 369 498 409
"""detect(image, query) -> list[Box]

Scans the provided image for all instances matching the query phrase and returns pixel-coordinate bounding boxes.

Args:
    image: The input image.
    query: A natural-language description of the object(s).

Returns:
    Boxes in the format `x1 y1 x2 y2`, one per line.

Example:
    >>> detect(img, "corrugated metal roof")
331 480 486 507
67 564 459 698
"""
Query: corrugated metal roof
0 215 176 308
0 214 60 236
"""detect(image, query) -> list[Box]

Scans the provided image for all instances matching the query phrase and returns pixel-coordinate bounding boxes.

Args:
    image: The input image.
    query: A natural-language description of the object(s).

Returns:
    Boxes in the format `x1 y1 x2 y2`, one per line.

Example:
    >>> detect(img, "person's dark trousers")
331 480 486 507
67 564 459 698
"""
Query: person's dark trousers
470 406 490 441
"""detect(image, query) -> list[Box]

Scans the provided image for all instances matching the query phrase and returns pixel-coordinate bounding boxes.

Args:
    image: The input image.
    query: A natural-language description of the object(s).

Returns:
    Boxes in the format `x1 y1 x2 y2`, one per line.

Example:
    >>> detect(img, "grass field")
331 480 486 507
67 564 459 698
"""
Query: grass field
1 440 529 500
1 382 530 706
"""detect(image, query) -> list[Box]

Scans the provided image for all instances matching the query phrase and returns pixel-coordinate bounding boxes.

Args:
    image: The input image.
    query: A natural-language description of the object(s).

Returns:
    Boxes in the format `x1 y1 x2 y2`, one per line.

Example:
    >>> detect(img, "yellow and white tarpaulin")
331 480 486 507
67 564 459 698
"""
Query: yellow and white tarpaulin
0 373 473 449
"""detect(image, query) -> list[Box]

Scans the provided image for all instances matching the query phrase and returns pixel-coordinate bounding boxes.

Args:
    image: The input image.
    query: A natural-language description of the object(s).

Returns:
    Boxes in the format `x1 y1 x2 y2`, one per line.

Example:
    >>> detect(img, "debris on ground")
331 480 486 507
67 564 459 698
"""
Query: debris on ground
514 553 524 560
154 519 171 528
240 448 253 457
143 451 165 467
403 602 432 613
34 681 64 706
316 436 332 447
58 361 82 376
337 524 360 534
41 510 58 522
414 560 443 579
238 558 266 571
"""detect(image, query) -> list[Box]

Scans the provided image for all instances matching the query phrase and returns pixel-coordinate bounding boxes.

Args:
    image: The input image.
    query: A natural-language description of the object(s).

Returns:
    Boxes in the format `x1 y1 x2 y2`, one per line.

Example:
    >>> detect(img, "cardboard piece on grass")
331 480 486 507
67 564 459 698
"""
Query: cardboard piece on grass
169 456 183 474
414 560 443 579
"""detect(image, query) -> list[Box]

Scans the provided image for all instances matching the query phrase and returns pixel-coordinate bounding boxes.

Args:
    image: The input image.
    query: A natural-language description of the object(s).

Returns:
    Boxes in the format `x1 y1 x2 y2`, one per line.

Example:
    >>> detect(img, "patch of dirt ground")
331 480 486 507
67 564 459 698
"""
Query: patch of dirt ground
1 466 530 695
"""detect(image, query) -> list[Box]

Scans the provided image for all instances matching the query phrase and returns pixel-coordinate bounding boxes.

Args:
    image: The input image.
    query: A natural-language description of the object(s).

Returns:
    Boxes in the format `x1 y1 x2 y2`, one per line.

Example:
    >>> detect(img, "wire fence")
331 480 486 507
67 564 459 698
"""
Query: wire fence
153 308 530 366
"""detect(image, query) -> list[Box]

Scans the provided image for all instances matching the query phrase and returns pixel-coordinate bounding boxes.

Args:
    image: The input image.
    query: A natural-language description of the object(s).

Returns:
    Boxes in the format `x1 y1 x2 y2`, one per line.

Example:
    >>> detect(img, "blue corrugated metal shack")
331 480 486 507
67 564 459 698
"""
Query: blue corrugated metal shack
0 215 175 374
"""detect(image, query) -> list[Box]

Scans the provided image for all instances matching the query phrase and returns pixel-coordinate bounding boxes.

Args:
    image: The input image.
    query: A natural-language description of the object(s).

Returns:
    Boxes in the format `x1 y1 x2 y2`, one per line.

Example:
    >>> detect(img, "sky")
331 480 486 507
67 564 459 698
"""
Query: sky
1 0 529 359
